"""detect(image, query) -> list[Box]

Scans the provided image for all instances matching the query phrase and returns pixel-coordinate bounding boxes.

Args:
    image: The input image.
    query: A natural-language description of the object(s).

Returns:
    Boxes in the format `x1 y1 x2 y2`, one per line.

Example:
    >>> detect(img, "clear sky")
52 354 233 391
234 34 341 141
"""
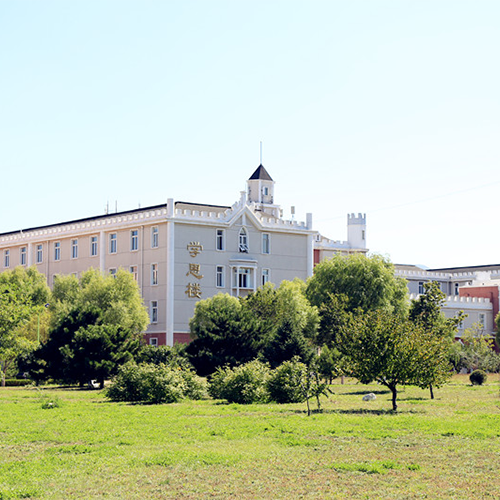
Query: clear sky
1 1 499 269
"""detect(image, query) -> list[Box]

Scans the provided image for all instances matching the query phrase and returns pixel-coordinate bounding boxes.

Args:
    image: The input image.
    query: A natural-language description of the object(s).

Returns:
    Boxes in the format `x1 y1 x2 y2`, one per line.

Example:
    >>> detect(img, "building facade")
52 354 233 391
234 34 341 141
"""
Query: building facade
396 264 500 339
0 165 326 346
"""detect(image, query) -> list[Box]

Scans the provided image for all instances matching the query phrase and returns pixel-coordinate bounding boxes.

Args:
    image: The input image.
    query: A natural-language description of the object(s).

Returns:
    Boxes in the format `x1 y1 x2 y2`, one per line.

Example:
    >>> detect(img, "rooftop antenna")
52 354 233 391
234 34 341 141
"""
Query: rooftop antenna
260 141 263 165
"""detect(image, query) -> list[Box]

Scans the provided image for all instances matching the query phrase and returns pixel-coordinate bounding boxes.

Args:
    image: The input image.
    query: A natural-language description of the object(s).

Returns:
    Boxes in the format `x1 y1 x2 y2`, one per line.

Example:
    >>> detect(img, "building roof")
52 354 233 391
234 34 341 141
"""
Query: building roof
0 200 232 237
248 164 273 181
428 264 500 273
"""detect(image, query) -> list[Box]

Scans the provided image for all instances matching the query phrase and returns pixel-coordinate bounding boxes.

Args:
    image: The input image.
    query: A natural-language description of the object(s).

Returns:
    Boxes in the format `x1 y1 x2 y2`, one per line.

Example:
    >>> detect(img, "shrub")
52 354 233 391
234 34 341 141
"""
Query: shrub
470 369 487 386
4 379 32 387
106 362 207 403
136 344 192 370
267 359 307 403
208 360 270 404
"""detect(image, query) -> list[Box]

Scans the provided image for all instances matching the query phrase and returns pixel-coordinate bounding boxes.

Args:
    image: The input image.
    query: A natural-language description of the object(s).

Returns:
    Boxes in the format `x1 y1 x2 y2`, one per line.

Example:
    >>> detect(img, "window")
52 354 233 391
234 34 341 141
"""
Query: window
151 226 159 248
109 233 117 254
234 268 253 289
151 263 158 285
20 247 27 266
4 250 10 268
418 282 424 295
129 265 138 281
54 242 61 261
91 236 98 257
150 301 158 323
362 230 365 241
262 233 270 254
216 266 225 288
263 186 269 196
262 268 270 286
131 230 139 251
36 244 43 264
149 337 158 346
109 268 117 278
71 239 78 259
239 228 248 253
216 229 225 251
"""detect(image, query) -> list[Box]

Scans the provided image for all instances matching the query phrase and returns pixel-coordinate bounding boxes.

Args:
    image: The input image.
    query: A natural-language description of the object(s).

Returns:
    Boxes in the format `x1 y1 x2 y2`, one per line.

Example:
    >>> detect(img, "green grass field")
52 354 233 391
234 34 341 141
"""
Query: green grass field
1 375 500 499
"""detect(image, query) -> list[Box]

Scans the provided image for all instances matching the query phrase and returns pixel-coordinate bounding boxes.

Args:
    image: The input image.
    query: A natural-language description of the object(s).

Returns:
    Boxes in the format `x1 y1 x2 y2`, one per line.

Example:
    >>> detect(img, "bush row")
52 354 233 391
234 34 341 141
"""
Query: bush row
208 359 310 404
4 379 32 387
105 358 313 405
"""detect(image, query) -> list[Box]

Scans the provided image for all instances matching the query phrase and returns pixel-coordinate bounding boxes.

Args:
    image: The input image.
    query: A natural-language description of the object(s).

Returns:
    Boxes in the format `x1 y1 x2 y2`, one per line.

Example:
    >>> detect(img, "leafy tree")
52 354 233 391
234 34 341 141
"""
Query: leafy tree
316 345 343 383
306 253 408 316
494 313 500 350
242 279 318 367
409 281 464 337
35 268 149 387
0 267 50 386
261 318 315 368
337 309 451 411
316 293 352 348
409 281 463 398
186 294 262 376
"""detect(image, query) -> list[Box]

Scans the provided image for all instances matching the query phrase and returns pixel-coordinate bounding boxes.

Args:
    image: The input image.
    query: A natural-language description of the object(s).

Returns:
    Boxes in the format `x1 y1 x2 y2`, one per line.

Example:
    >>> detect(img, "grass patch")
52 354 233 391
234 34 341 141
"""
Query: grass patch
0 375 499 498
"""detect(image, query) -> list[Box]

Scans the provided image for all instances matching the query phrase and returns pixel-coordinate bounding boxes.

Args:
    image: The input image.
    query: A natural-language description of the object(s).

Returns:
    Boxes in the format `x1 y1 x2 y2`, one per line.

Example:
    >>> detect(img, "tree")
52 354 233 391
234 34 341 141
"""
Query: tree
409 281 463 398
0 267 50 386
262 318 315 368
35 268 149 387
186 293 262 376
337 309 451 411
242 279 318 367
494 313 500 350
306 253 408 316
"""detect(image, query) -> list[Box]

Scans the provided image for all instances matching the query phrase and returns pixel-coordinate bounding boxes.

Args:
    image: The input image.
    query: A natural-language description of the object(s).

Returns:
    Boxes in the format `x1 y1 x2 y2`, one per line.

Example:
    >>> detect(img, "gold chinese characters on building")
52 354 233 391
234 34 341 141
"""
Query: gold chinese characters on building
185 242 203 298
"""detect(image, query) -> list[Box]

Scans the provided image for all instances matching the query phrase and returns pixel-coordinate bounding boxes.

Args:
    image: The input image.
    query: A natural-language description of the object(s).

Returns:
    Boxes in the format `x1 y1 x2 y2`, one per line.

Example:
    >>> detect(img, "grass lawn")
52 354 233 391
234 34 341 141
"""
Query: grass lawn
1 375 500 499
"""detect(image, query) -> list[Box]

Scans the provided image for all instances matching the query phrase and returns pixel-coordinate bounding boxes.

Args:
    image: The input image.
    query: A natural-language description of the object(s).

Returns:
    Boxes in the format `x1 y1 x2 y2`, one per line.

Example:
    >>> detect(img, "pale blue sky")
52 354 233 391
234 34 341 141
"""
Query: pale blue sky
1 1 499 268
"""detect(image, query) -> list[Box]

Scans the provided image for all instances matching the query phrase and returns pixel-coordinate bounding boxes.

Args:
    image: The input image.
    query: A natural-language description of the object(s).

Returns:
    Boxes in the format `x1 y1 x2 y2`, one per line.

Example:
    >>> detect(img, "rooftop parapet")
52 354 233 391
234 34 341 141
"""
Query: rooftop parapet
409 293 492 308
0 208 168 243
396 269 477 280
347 213 366 224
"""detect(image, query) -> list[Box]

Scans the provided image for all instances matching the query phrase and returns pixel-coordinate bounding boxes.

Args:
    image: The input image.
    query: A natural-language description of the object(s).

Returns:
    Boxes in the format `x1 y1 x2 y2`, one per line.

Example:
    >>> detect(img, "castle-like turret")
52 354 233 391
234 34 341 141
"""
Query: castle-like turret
347 213 366 249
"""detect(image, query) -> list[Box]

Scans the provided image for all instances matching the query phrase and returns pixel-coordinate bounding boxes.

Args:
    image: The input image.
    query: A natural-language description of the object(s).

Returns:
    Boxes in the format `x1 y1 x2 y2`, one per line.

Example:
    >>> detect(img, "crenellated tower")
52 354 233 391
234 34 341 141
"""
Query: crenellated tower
347 213 367 249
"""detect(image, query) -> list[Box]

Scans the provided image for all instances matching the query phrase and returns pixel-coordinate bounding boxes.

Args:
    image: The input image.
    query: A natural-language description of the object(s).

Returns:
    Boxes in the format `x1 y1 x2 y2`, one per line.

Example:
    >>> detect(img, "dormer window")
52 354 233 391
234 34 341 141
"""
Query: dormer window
239 228 248 253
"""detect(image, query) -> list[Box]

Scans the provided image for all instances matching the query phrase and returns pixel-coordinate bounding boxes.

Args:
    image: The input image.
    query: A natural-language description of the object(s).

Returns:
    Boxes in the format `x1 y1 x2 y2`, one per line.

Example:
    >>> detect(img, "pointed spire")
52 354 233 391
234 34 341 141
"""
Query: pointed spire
249 164 273 181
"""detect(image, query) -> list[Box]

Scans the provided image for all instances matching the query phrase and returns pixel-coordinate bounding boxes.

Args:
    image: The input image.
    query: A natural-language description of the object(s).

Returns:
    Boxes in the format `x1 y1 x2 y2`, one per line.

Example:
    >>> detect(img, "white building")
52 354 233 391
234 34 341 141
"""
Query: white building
396 264 500 338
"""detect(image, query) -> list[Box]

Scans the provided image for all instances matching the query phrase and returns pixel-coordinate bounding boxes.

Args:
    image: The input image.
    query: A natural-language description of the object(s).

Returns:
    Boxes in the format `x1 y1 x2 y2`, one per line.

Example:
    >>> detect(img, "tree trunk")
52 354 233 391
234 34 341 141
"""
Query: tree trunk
429 384 434 400
390 385 398 411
